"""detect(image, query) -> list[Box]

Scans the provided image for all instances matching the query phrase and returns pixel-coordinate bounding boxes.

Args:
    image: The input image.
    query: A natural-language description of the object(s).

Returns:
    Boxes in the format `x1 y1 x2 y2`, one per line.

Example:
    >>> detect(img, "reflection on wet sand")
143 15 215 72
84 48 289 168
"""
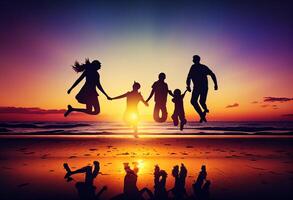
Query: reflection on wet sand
0 137 292 200
64 161 211 200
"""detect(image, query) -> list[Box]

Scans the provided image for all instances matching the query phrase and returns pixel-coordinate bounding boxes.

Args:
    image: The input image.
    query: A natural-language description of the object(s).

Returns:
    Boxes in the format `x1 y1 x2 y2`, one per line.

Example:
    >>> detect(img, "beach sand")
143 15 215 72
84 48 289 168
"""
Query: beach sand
0 135 292 200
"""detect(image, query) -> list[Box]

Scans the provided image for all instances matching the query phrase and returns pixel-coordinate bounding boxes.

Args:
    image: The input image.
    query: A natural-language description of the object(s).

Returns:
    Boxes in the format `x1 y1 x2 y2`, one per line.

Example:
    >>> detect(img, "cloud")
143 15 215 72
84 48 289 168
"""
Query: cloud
0 107 66 114
264 97 293 102
251 101 258 104
226 103 239 108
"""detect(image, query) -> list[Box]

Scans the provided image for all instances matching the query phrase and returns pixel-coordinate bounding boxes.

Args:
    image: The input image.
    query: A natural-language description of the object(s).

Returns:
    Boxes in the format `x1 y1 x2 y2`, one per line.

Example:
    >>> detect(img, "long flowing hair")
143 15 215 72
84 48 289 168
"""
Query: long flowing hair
72 58 91 73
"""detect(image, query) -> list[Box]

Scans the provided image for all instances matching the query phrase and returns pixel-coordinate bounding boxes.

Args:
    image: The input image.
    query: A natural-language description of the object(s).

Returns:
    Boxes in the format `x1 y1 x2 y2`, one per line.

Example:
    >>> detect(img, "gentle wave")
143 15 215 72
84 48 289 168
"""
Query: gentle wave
0 121 292 135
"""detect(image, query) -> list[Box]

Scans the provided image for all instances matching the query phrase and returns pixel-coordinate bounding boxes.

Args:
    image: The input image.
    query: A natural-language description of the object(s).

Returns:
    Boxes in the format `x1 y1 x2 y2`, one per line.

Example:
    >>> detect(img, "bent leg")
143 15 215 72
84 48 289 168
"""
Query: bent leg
153 104 160 122
160 105 168 122
199 89 209 113
172 113 179 126
191 90 203 118
154 103 168 123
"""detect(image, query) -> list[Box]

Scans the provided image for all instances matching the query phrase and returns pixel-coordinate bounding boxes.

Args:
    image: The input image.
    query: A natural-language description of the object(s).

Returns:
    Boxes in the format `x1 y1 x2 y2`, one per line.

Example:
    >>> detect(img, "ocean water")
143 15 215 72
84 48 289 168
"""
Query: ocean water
0 121 293 135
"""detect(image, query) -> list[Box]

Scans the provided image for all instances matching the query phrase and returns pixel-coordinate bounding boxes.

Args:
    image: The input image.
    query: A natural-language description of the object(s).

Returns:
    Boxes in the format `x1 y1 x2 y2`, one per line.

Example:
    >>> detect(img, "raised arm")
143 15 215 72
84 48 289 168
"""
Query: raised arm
67 72 86 94
182 89 188 98
111 92 128 100
186 67 192 92
96 76 111 99
146 88 154 102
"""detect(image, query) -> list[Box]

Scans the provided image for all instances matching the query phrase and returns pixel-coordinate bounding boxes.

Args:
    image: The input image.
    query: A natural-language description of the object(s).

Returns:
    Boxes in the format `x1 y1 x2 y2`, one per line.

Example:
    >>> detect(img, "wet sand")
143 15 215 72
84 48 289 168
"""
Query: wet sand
0 135 292 200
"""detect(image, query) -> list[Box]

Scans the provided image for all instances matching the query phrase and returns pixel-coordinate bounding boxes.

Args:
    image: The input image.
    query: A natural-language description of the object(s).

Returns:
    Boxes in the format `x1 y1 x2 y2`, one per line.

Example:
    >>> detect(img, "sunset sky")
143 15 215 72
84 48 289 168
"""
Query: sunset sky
0 0 292 121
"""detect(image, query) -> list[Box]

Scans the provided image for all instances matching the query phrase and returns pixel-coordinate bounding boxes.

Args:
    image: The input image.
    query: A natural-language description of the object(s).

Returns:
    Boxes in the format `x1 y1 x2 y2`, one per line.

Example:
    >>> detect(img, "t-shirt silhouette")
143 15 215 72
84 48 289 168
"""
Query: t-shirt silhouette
152 81 169 104
187 64 214 90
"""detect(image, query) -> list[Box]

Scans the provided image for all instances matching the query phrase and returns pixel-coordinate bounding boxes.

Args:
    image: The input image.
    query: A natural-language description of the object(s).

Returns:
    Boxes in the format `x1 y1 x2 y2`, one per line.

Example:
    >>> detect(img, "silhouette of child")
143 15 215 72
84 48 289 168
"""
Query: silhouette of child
110 81 148 134
169 89 188 130
146 73 171 123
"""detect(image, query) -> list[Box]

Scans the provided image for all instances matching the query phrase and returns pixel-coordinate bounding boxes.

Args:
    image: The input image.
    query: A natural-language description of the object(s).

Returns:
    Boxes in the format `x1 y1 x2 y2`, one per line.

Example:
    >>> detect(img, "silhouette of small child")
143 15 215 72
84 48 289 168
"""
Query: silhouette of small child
169 89 188 130
111 81 148 134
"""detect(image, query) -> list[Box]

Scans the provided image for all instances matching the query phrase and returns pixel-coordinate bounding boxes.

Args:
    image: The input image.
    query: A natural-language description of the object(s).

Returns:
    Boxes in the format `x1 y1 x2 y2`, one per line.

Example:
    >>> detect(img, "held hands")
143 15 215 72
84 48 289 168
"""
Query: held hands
107 96 113 100
214 85 218 90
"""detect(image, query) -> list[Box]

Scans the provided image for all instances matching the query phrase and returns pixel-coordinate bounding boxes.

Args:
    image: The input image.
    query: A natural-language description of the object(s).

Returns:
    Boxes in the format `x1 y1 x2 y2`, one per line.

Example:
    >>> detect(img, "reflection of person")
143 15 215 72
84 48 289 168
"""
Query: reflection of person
192 165 211 200
186 55 218 123
65 59 111 117
154 165 168 200
169 89 188 130
110 162 153 200
146 73 171 123
63 161 107 200
171 164 188 199
110 82 148 134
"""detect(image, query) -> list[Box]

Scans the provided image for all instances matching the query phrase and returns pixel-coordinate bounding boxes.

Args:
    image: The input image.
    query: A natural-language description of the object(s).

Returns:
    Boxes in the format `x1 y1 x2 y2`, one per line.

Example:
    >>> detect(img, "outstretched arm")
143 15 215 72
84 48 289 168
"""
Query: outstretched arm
140 95 149 106
111 92 128 100
182 89 188 98
67 72 86 94
97 77 111 99
146 89 154 102
186 67 192 92
168 90 174 97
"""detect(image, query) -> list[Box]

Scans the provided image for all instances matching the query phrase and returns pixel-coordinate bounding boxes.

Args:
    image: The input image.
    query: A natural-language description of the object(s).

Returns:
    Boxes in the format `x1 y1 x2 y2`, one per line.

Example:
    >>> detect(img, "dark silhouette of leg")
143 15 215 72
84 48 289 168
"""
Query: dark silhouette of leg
68 100 100 115
191 89 204 120
172 114 179 126
160 105 168 122
153 104 168 122
179 114 187 131
199 89 209 113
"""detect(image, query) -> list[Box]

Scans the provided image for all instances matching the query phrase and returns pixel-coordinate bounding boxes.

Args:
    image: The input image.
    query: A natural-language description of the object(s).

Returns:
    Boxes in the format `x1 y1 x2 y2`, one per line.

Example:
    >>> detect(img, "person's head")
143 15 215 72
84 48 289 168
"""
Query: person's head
193 55 201 64
174 89 181 96
201 165 206 172
132 81 141 91
172 165 179 177
72 58 101 72
158 72 166 81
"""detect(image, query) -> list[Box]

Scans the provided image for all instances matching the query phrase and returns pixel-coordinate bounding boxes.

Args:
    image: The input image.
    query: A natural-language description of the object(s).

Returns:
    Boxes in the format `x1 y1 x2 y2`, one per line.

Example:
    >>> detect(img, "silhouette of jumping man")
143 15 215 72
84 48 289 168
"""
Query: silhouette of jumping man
63 161 107 200
192 165 211 200
64 58 111 117
110 82 148 135
110 162 153 200
154 165 168 200
169 89 188 130
171 164 187 199
186 55 218 123
146 73 171 123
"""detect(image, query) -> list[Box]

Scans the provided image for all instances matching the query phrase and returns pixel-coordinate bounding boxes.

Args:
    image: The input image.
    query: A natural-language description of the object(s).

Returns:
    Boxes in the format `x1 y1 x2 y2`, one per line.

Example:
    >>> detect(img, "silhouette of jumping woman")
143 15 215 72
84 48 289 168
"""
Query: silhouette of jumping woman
110 81 148 135
146 73 171 123
186 55 218 123
169 89 188 131
63 161 107 200
64 58 111 117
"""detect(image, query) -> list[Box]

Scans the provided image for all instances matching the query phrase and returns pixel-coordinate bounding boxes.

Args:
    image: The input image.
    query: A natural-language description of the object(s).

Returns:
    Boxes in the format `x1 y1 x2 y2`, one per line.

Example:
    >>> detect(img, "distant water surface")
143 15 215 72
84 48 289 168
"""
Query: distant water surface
0 121 292 136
